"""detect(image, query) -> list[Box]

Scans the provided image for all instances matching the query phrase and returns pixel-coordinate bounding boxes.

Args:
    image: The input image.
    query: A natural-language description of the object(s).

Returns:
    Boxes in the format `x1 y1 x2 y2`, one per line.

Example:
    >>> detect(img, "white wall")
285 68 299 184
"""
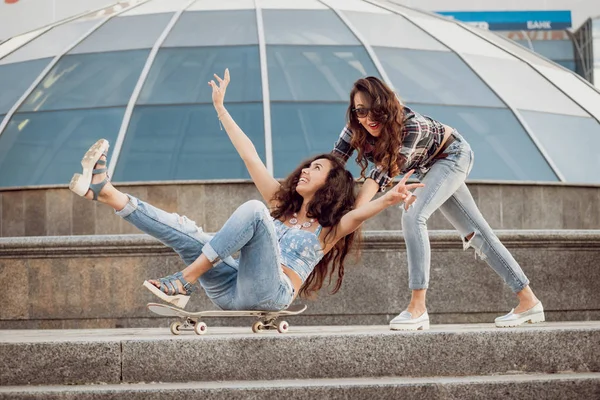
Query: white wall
0 0 117 41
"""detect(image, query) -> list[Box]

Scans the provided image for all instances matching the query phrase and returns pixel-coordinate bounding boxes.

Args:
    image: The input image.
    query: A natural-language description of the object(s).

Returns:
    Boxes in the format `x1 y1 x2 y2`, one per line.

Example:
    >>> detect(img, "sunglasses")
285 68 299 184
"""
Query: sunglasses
352 107 370 118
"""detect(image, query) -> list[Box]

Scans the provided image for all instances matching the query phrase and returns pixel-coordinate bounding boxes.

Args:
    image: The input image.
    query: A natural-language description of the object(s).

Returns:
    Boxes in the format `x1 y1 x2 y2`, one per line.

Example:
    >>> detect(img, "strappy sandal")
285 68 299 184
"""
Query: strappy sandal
69 139 110 200
142 271 196 309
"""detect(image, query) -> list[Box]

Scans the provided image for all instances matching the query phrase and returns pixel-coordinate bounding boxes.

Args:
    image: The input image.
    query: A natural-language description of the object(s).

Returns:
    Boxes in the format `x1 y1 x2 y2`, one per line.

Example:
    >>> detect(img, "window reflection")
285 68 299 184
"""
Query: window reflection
267 46 379 101
19 50 149 112
519 110 600 183
0 59 50 113
113 103 265 181
409 104 558 181
0 108 124 188
138 46 261 105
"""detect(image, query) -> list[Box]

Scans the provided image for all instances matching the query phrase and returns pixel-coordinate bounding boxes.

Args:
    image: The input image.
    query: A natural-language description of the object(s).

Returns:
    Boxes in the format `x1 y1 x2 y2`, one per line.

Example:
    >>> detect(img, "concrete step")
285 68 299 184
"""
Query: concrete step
1 231 599 328
1 322 599 386
2 373 599 399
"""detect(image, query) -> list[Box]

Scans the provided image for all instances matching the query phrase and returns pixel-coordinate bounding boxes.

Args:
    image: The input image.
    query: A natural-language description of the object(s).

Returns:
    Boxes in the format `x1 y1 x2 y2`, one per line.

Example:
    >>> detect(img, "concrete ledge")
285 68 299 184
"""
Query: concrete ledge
1 181 599 238
2 230 600 258
2 373 600 400
1 323 599 386
1 231 599 327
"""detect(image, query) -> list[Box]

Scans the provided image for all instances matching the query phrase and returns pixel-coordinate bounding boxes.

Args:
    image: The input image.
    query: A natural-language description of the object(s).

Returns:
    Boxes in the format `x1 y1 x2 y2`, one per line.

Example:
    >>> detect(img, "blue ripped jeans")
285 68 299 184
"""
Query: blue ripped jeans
403 131 530 293
116 198 294 311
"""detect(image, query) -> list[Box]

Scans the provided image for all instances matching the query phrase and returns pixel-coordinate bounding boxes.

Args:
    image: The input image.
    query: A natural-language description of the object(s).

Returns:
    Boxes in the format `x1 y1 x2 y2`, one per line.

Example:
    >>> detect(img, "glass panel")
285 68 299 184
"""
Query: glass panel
343 11 449 52
463 55 589 117
513 39 574 61
121 0 189 16
163 10 258 47
112 104 264 181
20 50 149 112
271 103 361 178
325 0 389 13
0 26 47 59
466 26 564 70
535 65 600 121
407 16 513 59
260 0 327 9
267 45 379 101
0 108 124 188
0 20 97 65
138 46 261 105
407 104 558 181
0 58 51 114
374 47 503 107
70 14 173 54
519 110 600 183
263 10 359 45
189 0 254 11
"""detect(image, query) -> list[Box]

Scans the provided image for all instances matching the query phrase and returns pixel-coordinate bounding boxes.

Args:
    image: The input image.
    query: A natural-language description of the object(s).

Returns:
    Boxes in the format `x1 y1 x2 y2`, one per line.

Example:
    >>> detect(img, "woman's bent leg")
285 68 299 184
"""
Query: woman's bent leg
202 200 293 310
439 184 530 293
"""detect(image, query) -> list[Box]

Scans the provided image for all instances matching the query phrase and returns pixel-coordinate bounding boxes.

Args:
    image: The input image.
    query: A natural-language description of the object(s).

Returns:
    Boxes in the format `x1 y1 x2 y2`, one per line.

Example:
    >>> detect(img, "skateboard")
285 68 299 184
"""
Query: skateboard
147 303 307 335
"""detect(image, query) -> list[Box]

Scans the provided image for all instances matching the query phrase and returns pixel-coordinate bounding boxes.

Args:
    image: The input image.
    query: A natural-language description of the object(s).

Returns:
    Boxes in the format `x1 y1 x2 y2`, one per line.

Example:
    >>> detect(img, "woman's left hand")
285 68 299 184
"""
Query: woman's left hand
383 170 424 208
208 68 230 108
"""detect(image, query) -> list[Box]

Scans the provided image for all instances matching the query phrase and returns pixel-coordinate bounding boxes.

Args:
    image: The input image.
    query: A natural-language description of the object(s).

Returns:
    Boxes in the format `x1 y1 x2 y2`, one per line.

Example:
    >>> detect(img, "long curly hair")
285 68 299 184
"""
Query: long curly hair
270 153 360 297
347 76 405 185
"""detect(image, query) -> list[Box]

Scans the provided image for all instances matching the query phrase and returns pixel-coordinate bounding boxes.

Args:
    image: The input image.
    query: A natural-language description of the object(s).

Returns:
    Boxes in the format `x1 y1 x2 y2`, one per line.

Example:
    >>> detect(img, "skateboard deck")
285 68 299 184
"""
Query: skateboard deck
147 303 307 335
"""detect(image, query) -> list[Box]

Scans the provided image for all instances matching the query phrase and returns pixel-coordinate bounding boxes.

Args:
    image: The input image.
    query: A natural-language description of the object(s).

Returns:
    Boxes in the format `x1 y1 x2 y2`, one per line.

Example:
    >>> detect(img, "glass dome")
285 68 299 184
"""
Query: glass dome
1 0 599 188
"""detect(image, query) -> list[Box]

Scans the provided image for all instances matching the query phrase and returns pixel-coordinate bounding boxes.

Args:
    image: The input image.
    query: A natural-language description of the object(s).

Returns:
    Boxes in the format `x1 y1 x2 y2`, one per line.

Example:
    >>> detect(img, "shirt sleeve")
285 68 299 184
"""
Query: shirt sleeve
398 119 425 171
332 125 354 164
368 165 393 192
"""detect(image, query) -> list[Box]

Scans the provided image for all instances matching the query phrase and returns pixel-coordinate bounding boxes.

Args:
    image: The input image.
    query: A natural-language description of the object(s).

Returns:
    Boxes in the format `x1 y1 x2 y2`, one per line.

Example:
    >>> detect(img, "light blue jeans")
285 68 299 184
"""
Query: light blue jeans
116 198 294 311
403 131 530 293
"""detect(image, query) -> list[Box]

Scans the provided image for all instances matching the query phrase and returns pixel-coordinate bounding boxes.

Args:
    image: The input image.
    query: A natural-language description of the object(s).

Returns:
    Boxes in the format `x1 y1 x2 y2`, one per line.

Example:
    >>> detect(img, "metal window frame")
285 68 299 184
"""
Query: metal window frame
0 2 136 63
0 0 152 139
318 0 395 90
108 0 197 176
377 0 600 124
457 23 600 125
255 0 274 175
365 0 566 182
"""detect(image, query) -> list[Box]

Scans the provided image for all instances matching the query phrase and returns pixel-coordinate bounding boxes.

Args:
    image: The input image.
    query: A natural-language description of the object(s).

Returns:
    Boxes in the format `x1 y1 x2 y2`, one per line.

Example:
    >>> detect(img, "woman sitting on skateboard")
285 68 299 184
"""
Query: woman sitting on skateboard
69 69 423 311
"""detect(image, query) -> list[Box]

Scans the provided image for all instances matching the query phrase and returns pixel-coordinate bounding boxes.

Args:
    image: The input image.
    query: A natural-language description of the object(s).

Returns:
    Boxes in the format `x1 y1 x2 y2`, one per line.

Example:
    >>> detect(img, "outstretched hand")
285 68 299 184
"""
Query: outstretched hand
383 170 425 210
208 68 230 108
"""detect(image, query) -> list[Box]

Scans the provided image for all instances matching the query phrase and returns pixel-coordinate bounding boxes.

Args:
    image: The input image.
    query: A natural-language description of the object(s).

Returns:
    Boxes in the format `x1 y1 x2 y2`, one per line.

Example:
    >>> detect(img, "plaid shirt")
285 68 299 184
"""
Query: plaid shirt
332 106 445 191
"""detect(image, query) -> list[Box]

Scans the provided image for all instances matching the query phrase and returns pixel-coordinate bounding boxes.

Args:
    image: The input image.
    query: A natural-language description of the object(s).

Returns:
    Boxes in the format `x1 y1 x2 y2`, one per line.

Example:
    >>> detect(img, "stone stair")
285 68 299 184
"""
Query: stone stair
1 323 599 399
1 230 599 328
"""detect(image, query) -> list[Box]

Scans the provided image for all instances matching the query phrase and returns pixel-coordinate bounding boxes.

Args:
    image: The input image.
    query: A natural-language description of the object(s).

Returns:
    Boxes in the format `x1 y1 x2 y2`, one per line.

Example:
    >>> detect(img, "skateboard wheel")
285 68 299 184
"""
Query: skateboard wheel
170 321 182 335
277 320 289 333
194 321 208 335
252 321 264 333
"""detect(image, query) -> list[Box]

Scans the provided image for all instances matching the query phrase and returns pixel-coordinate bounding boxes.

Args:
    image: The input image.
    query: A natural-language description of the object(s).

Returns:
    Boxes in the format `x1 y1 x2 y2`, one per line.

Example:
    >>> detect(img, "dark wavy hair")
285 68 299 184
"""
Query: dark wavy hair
270 153 360 297
347 76 405 184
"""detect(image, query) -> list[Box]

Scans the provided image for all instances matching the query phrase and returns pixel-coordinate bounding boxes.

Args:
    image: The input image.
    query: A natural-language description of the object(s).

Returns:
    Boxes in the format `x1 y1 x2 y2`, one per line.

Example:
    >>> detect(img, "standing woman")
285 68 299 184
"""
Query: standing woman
333 76 544 330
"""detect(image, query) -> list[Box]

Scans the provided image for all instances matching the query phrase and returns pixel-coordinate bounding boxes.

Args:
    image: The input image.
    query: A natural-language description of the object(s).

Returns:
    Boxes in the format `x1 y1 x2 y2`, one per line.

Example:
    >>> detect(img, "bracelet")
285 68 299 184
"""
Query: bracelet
217 110 229 130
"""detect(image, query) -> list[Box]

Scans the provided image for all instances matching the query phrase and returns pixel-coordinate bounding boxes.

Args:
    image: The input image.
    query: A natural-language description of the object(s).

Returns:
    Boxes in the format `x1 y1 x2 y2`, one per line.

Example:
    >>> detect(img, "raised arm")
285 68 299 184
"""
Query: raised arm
332 170 424 242
209 69 280 206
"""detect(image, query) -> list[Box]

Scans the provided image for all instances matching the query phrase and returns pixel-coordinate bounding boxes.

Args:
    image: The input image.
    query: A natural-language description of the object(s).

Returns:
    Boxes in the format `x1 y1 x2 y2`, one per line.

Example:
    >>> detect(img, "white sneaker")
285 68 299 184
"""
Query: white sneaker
495 302 545 328
389 310 430 331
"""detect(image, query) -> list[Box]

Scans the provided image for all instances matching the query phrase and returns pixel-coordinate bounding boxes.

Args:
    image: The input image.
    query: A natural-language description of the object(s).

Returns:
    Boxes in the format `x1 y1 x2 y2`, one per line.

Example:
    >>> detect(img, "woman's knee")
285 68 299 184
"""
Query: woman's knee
235 200 269 219
402 207 427 228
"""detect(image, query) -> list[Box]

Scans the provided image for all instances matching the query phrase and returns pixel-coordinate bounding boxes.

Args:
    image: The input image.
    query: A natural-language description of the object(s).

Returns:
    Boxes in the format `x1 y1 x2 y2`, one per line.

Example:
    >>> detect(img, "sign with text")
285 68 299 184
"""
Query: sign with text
436 10 572 31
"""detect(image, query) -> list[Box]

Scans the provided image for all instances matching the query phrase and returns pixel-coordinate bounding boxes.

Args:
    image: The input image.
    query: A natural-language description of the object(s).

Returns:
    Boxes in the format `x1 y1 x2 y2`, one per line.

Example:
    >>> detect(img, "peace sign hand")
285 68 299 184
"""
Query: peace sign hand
208 68 230 108
383 170 425 209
